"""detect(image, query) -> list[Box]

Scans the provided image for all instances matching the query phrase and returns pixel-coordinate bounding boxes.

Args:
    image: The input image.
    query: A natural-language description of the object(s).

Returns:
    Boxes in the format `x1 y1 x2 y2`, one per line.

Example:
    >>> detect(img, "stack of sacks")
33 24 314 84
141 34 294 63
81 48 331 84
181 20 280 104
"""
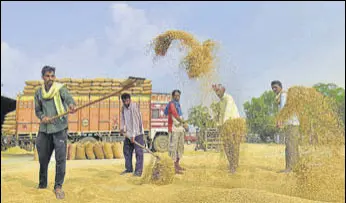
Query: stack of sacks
1 111 16 135
22 78 152 96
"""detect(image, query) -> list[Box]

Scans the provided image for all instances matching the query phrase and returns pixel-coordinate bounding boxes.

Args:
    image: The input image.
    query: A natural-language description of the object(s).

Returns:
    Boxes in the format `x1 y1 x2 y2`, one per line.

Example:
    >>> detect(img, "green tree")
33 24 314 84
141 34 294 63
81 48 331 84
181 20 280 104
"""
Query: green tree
243 91 279 142
313 83 345 126
188 105 216 130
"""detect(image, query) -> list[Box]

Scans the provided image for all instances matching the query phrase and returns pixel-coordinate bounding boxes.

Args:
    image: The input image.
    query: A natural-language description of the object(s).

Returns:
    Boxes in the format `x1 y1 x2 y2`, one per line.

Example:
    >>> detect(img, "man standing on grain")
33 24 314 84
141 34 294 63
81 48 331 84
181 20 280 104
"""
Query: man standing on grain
271 80 300 173
120 93 145 177
212 84 241 173
35 65 76 199
164 89 189 174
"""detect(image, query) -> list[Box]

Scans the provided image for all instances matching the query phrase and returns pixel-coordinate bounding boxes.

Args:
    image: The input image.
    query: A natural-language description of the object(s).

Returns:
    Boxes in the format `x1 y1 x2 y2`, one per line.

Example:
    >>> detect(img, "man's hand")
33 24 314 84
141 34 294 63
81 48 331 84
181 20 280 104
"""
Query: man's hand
131 137 135 143
183 123 189 131
69 104 77 114
41 116 52 124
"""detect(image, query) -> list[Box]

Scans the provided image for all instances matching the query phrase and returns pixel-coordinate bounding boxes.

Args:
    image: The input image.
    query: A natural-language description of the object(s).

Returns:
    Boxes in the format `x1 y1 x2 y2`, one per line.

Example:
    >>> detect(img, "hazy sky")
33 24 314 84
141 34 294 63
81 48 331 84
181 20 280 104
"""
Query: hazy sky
1 1 345 116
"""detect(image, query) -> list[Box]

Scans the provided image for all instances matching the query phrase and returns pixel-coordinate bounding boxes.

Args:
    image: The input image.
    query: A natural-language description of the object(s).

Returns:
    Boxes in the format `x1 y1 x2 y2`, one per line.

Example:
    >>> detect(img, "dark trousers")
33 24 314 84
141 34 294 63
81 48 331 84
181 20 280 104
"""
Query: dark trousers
36 129 67 189
123 134 144 174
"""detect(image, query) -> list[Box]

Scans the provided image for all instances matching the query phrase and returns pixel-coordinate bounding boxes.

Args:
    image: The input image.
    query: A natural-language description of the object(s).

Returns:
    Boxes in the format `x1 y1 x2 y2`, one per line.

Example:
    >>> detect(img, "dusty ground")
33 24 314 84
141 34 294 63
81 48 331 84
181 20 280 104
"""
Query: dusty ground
1 144 344 203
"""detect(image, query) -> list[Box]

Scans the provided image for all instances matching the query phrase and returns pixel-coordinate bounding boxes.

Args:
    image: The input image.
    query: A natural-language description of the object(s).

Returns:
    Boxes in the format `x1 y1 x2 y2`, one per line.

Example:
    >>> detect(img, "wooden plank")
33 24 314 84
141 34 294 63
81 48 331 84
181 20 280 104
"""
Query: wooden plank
17 96 33 134
68 96 79 132
99 98 110 131
80 95 90 132
110 96 120 131
89 95 100 132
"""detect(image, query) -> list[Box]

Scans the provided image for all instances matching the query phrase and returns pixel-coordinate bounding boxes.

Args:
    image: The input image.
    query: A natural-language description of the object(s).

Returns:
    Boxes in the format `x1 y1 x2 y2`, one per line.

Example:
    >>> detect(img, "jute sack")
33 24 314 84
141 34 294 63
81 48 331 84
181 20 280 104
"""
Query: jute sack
68 144 77 160
101 82 113 87
85 142 96 160
80 83 92 87
103 143 114 159
112 142 123 158
76 143 86 160
25 81 40 86
93 143 105 159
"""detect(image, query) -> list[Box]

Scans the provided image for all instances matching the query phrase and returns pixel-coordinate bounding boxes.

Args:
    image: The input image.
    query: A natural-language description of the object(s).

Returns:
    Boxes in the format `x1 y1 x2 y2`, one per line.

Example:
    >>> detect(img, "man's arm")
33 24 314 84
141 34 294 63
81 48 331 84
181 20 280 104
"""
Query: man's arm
60 86 76 108
277 93 287 128
280 93 287 110
135 104 144 134
34 89 45 120
224 98 240 123
169 103 185 124
120 107 126 133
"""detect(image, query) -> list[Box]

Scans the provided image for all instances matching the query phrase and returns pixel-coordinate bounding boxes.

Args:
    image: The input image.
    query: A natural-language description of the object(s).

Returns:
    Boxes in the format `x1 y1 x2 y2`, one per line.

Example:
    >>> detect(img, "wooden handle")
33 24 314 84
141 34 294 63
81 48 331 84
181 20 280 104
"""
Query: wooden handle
44 80 137 123
123 134 159 160
133 140 159 159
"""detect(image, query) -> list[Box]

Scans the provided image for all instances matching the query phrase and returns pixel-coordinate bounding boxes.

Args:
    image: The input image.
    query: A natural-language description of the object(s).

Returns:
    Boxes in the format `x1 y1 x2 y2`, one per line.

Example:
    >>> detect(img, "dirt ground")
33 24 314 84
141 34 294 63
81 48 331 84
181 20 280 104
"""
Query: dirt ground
1 144 344 203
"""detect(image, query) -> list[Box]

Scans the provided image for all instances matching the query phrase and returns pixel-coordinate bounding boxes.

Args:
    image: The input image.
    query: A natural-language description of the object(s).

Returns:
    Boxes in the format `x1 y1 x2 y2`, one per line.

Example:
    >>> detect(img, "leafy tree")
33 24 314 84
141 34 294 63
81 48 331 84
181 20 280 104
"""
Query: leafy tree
188 105 216 130
313 83 345 126
243 91 278 142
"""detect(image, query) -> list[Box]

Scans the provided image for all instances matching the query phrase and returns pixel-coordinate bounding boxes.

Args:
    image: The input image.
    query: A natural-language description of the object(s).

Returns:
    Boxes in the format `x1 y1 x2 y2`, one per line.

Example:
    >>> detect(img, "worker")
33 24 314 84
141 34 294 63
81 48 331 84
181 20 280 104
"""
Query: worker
34 65 76 199
120 93 145 177
271 80 300 173
212 84 241 173
164 89 189 174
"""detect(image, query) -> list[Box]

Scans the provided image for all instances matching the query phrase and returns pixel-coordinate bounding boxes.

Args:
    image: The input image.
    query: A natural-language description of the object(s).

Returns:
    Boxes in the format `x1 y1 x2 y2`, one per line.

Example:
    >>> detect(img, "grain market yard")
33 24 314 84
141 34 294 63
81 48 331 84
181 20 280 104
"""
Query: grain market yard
1 144 344 203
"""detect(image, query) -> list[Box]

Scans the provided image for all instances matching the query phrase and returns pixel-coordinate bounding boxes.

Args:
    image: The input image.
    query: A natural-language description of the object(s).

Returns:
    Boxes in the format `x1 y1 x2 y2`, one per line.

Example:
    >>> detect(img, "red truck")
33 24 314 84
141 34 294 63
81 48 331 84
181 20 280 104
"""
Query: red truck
150 93 197 151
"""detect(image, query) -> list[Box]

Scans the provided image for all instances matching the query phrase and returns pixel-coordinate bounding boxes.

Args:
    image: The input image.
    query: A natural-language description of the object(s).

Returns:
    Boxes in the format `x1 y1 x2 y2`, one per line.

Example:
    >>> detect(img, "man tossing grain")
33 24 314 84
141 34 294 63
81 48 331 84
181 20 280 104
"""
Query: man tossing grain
271 80 300 173
164 89 189 174
35 65 76 199
213 84 241 173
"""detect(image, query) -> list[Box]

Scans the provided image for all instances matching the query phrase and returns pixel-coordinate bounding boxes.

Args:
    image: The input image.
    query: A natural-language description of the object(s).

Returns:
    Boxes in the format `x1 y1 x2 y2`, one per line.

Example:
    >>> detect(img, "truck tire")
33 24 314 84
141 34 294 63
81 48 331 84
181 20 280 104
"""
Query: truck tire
153 134 169 152
79 137 98 144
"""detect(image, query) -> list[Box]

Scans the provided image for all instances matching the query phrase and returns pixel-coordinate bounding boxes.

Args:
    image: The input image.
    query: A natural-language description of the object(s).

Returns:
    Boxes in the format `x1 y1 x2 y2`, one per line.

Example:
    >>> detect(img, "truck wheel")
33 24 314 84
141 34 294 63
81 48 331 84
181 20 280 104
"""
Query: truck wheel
79 137 98 144
153 135 169 152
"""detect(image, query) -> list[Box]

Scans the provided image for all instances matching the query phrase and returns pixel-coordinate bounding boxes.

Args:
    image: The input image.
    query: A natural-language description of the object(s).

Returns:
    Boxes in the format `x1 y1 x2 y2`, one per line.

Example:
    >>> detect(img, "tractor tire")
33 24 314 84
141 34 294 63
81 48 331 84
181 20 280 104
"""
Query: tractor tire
153 134 169 153
79 137 98 144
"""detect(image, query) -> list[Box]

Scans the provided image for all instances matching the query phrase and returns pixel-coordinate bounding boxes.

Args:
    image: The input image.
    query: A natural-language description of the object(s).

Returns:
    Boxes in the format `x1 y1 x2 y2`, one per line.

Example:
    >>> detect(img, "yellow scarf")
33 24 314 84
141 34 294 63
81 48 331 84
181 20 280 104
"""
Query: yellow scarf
41 82 66 116
275 90 286 104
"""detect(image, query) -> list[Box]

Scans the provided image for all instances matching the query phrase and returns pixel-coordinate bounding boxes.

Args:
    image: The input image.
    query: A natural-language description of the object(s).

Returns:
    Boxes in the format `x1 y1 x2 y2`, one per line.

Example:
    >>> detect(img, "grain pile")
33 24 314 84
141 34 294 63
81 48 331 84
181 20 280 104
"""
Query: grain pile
141 153 175 185
2 146 33 155
276 86 345 201
1 144 344 203
219 118 247 173
152 30 217 79
22 78 152 96
1 111 16 135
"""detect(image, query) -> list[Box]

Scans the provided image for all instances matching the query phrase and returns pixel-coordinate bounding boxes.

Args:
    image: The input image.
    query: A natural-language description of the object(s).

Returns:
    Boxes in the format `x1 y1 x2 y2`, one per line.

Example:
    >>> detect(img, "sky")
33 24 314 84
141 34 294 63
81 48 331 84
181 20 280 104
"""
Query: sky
1 1 345 117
